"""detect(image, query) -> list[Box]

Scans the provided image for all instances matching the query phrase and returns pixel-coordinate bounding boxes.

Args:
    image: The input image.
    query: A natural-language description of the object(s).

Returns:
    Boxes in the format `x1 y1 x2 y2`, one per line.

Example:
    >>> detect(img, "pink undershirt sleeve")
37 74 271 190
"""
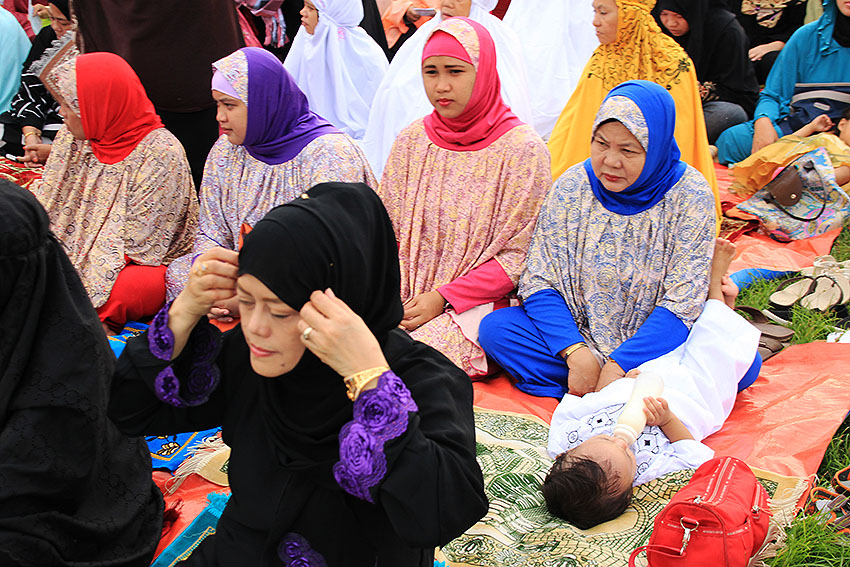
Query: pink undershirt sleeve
437 258 515 314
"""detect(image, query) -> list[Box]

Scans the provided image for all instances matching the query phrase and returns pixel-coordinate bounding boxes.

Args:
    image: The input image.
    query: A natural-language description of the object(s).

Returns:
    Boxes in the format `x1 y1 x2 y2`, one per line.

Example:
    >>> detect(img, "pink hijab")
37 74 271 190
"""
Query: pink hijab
421 17 523 151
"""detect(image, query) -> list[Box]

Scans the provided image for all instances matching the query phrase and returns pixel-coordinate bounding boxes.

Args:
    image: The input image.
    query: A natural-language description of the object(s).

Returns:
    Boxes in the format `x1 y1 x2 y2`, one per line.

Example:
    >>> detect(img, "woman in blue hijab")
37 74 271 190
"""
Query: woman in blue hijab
479 80 718 399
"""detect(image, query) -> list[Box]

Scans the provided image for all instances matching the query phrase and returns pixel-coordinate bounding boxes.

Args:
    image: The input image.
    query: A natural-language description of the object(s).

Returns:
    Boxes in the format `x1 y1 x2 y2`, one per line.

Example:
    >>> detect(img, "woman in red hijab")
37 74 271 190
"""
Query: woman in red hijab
31 52 199 334
377 16 550 377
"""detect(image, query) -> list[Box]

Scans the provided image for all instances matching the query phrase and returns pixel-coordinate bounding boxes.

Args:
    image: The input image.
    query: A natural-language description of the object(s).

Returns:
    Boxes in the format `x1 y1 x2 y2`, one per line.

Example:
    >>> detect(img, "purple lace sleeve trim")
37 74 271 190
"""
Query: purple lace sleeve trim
148 301 176 360
148 303 222 408
332 371 418 503
277 532 328 567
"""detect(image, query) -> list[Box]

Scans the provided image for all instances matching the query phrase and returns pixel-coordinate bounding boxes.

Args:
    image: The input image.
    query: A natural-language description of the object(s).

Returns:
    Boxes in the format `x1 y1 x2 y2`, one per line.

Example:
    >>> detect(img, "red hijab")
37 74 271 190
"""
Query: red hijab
421 17 522 151
76 53 164 165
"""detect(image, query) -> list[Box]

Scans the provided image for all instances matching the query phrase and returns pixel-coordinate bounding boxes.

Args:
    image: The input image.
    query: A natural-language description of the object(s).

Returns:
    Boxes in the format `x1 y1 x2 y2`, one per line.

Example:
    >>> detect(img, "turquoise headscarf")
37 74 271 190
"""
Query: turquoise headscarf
582 80 688 216
0 8 30 113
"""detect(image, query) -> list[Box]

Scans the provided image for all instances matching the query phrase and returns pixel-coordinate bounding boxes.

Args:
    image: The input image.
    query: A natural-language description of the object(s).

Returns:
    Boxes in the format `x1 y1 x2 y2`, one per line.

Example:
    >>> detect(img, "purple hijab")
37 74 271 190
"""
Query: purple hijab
240 47 339 165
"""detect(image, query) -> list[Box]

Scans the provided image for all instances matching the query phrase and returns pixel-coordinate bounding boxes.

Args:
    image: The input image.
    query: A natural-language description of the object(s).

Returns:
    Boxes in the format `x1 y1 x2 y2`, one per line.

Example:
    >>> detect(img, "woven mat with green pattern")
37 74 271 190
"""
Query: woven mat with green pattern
438 409 806 567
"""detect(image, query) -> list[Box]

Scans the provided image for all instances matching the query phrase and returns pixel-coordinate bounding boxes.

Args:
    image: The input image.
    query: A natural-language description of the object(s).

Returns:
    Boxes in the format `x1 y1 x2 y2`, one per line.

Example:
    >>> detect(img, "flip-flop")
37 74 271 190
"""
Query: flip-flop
799 274 850 311
757 336 785 362
735 306 794 341
800 255 839 277
833 463 850 497
769 275 816 308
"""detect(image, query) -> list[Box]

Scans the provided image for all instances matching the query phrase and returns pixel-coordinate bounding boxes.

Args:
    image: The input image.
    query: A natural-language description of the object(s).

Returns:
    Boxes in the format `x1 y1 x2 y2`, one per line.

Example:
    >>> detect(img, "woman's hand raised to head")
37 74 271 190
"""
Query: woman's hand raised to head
175 248 240 319
168 248 240 358
297 289 389 378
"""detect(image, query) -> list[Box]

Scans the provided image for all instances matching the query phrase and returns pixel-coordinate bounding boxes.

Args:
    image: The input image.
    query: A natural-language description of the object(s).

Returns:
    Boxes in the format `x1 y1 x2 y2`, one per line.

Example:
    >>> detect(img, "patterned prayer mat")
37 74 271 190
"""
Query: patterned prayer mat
438 408 806 567
0 156 42 191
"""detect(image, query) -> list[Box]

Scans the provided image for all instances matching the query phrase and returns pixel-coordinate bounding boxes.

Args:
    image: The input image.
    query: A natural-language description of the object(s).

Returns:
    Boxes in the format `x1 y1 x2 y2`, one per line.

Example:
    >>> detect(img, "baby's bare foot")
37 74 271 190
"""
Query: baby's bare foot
709 238 737 304
720 275 739 309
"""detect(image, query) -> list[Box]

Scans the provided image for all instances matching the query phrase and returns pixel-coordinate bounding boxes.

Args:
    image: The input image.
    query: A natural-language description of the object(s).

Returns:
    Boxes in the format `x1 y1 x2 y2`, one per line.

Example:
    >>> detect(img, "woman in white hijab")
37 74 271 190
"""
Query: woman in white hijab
284 0 389 140
503 0 597 139
360 0 533 176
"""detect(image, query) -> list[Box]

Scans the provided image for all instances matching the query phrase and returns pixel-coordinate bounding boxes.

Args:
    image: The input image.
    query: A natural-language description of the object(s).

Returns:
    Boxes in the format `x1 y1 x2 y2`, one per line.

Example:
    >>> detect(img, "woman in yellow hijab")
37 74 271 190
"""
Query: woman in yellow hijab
547 0 720 219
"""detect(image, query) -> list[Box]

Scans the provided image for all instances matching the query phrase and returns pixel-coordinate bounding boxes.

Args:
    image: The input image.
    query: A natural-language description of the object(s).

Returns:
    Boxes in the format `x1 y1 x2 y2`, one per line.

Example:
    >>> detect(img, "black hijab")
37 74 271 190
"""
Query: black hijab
654 0 738 75
360 0 390 56
238 182 403 483
0 180 162 565
834 5 850 47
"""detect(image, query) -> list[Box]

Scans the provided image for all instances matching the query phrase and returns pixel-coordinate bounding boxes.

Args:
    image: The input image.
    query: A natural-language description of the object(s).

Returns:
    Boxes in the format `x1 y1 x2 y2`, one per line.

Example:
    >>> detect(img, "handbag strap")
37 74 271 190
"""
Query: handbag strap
628 544 687 566
765 159 828 222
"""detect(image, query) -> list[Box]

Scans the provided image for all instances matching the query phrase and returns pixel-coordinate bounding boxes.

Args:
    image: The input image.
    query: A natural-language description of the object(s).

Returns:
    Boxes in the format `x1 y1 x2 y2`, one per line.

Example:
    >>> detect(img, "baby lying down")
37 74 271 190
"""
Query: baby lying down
544 240 761 529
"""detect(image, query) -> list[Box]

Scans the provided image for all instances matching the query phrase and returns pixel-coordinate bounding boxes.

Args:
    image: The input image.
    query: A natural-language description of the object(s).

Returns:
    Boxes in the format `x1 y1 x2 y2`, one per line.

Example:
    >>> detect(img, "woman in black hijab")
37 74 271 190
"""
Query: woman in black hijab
0 180 163 566
727 0 807 84
109 182 488 566
654 0 760 144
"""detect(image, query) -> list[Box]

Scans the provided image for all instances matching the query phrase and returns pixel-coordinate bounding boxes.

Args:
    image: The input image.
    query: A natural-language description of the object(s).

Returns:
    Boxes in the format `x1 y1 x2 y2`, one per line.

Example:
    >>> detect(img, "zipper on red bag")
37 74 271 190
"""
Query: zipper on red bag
695 457 734 505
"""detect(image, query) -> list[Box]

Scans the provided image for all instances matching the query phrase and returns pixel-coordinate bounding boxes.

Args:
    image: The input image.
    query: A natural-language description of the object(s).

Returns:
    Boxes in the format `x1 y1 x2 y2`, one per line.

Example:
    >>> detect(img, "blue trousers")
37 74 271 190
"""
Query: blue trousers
479 306 762 399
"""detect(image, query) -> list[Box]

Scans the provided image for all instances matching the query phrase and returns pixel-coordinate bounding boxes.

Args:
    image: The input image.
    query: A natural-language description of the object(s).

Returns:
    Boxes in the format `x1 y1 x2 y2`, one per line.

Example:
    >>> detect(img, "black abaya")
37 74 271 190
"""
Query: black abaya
0 180 163 567
108 183 488 566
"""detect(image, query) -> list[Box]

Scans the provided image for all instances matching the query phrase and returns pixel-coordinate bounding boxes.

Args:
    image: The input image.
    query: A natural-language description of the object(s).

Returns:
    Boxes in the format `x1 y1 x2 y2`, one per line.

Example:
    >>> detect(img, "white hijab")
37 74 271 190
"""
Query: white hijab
503 0 597 139
360 0 534 177
284 0 389 140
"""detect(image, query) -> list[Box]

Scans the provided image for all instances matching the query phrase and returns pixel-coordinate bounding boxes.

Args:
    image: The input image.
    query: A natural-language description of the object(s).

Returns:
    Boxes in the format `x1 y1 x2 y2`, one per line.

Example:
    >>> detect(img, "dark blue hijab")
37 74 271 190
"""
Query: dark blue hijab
583 80 688 215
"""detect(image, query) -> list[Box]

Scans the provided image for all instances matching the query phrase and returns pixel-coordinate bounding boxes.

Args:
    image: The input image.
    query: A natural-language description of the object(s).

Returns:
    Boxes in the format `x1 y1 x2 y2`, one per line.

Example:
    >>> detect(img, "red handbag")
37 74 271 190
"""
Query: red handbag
629 456 771 567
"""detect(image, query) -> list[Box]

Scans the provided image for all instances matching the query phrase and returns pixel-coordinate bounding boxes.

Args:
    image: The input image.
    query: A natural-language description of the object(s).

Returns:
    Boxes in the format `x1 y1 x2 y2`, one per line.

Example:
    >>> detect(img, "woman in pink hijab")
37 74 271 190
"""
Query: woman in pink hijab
378 16 551 377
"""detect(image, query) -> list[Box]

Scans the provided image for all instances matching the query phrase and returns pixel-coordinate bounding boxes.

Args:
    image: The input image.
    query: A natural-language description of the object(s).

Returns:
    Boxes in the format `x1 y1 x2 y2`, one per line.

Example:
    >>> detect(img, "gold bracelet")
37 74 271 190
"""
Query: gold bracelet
562 342 588 360
24 132 41 140
343 365 390 401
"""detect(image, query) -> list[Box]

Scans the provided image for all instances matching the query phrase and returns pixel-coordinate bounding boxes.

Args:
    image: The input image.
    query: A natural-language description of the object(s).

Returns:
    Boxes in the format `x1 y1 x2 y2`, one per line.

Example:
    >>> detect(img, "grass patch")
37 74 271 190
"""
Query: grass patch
788 305 841 344
830 229 850 263
766 513 850 567
740 229 850 565
817 415 850 488
738 274 794 311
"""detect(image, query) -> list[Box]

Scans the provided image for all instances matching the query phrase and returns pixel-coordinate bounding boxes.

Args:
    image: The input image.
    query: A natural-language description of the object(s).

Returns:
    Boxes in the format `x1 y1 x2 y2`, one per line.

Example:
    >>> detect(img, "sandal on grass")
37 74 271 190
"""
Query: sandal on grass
799 274 850 312
769 275 817 308
757 336 786 362
735 306 794 341
805 487 850 533
800 255 840 277
833 463 850 497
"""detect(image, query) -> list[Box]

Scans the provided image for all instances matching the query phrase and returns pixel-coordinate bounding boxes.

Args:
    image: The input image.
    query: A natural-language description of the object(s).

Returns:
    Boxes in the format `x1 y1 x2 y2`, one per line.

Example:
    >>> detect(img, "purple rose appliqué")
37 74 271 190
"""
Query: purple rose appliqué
277 533 327 567
148 301 175 360
148 302 222 407
333 371 418 502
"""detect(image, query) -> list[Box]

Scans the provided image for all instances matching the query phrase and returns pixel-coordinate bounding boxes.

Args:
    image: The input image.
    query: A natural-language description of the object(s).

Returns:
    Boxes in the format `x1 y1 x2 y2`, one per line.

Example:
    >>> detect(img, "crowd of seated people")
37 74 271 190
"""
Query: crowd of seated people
0 0 846 564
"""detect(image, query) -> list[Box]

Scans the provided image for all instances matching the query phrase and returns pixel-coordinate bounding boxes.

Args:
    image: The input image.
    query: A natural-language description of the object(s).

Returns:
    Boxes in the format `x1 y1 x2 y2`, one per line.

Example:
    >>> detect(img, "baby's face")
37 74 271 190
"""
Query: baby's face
567 434 637 490
839 119 850 146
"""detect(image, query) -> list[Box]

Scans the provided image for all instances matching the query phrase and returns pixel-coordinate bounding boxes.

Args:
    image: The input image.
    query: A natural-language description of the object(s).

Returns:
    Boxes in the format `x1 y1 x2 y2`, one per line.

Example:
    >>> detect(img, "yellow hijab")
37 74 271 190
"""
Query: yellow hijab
547 0 720 223
585 0 691 91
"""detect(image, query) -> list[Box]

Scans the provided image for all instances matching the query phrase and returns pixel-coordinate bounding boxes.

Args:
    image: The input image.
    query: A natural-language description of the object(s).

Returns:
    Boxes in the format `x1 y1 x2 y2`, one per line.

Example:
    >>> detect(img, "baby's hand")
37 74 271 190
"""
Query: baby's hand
809 114 834 133
643 396 673 427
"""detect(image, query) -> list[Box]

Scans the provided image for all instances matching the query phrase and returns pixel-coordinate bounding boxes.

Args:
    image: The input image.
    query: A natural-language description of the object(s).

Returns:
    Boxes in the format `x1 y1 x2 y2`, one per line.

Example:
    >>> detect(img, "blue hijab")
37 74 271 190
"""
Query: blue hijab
582 80 688 215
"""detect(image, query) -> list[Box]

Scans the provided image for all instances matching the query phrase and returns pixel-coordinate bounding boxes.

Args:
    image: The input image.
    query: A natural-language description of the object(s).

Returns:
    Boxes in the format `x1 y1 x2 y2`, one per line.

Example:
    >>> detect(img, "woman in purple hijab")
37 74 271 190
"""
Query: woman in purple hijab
165 47 377 321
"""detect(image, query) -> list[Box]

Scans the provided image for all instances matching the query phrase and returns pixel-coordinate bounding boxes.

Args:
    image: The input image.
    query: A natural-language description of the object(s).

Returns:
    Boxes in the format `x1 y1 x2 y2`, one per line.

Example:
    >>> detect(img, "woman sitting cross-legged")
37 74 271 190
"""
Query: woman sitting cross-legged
479 80 717 399
165 47 376 324
30 51 199 334
109 182 488 566
377 16 551 378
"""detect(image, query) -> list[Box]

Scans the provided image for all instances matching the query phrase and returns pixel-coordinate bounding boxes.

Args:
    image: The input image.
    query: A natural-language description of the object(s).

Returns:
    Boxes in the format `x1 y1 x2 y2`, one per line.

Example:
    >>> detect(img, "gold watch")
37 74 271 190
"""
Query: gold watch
344 366 390 401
